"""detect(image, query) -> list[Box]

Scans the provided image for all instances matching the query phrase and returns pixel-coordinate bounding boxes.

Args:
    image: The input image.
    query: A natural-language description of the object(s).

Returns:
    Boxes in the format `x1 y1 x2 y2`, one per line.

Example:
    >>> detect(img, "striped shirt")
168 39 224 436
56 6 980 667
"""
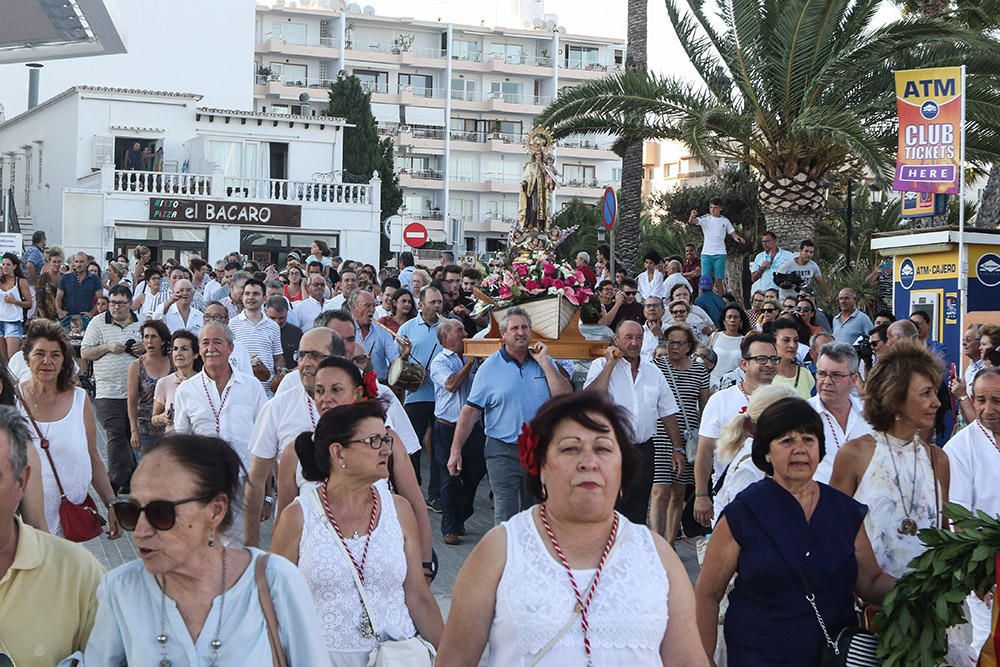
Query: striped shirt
80 312 143 399
229 311 283 392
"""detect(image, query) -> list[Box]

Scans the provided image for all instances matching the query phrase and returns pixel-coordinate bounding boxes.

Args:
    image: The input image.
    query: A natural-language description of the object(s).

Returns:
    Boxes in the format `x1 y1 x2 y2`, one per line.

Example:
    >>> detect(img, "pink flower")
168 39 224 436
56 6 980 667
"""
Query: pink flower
525 279 540 290
573 269 587 284
552 279 565 289
542 276 553 288
499 285 512 298
514 263 529 276
542 262 556 278
502 272 516 286
565 274 577 286
563 287 580 305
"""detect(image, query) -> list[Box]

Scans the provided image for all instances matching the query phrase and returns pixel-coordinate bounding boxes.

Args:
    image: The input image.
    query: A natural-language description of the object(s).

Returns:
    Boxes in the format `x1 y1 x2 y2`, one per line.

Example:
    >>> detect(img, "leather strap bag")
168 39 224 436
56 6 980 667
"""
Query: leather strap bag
22 399 105 542
309 489 436 666
255 554 289 667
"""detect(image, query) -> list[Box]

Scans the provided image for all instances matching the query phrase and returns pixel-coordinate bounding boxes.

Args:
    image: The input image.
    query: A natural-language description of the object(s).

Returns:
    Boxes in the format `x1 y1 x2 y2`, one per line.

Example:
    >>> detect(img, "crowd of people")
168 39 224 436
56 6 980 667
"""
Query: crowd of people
0 208 998 666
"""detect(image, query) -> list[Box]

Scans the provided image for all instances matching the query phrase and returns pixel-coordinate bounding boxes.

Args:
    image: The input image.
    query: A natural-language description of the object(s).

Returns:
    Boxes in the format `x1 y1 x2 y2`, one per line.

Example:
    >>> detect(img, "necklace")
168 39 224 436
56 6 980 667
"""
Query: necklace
320 483 379 638
200 374 233 435
305 396 317 430
157 548 227 666
820 408 849 451
539 503 619 667
884 433 920 536
976 420 1000 454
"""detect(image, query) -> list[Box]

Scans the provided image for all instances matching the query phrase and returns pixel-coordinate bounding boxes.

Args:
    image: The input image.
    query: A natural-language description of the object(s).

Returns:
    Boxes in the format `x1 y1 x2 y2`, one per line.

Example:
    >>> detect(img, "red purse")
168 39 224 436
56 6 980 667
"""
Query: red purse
23 402 106 542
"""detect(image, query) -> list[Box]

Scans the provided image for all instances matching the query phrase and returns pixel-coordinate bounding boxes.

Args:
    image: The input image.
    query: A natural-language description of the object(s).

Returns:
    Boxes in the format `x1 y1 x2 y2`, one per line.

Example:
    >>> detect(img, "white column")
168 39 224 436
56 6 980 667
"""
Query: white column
443 24 457 254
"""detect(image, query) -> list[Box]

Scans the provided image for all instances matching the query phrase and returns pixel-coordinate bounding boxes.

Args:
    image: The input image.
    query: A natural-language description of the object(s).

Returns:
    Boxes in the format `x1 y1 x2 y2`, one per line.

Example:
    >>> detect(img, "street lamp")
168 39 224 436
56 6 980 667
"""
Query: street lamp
844 181 884 270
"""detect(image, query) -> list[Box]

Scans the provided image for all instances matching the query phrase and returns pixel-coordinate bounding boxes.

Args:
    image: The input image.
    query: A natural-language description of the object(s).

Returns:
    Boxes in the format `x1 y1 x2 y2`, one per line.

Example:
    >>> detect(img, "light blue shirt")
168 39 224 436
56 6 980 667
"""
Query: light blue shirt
397 314 442 403
357 322 400 382
832 308 874 344
67 549 328 667
750 247 796 294
430 348 475 422
398 266 415 292
467 347 555 443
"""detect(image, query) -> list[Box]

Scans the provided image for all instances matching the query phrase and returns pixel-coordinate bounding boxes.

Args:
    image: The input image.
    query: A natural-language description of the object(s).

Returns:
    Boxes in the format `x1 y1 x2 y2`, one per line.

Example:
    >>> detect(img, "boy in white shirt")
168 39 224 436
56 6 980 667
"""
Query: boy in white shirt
688 197 745 294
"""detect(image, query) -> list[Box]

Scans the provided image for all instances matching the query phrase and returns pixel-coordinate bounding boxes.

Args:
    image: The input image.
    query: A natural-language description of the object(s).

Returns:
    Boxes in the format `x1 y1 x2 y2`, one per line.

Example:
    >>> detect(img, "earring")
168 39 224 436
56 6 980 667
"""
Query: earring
540 483 548 501
341 463 347 469
895 415 901 422
208 536 215 548
765 455 771 463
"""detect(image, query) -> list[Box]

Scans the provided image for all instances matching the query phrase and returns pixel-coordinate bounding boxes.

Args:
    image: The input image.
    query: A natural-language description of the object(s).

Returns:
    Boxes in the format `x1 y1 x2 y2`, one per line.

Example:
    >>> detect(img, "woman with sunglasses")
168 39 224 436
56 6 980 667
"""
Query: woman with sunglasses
794 297 824 337
18 320 120 539
708 304 750 388
151 330 202 435
284 265 305 303
754 299 779 331
79 433 328 665
271 400 443 665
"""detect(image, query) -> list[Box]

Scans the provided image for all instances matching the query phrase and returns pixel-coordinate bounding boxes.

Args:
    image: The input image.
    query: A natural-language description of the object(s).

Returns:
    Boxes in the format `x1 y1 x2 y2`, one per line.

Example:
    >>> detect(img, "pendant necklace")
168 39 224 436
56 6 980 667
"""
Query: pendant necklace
885 433 920 536
320 483 379 638
157 548 227 666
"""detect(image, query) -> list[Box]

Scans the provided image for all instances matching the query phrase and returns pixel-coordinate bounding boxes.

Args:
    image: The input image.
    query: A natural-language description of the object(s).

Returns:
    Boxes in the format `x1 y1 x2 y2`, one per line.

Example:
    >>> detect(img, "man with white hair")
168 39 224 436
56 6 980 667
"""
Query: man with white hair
807 342 872 483
152 278 203 334
295 273 333 332
351 289 399 383
663 258 690 295
173 322 267 546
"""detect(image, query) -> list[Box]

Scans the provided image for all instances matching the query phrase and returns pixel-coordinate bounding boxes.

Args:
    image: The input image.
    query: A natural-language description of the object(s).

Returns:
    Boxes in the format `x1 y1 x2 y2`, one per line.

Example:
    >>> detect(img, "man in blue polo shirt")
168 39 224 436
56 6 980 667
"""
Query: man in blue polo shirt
56 251 102 326
832 287 874 345
447 306 572 525
397 285 445 501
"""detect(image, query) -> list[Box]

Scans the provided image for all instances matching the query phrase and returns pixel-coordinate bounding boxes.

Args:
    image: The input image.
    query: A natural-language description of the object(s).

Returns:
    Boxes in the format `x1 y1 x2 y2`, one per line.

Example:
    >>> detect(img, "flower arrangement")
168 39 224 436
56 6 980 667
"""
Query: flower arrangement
477 250 594 309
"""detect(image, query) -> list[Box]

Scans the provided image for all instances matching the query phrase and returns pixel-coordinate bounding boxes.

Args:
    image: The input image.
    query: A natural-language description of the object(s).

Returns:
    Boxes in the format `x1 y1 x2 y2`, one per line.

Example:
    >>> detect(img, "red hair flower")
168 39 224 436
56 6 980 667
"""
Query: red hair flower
362 370 380 400
517 422 540 476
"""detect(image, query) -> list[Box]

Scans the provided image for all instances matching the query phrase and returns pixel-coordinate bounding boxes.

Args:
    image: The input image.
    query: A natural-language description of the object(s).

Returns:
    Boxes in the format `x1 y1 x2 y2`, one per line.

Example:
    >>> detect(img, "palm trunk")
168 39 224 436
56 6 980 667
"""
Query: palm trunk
618 0 648 271
975 163 1000 228
760 208 823 250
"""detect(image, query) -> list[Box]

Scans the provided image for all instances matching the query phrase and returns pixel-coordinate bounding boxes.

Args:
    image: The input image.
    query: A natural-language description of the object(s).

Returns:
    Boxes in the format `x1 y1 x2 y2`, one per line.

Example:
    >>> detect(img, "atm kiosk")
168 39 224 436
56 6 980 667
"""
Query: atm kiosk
871 226 1000 370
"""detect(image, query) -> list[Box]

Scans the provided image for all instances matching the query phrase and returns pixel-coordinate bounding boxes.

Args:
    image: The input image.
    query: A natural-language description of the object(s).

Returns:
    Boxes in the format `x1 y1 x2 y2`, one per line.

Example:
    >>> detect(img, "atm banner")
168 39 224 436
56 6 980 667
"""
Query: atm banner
893 66 964 196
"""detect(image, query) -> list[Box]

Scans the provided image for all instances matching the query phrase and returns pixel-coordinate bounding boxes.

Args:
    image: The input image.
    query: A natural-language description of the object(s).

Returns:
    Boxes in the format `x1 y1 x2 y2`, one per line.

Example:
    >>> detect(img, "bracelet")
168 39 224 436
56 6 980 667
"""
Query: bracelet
694 492 712 498
103 496 117 508
959 396 969 402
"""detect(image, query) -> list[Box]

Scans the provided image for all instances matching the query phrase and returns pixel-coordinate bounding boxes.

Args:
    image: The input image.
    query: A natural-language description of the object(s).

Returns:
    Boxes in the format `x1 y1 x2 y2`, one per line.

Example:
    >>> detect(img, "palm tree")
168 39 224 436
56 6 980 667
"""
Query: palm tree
617 0 648 270
537 0 1000 248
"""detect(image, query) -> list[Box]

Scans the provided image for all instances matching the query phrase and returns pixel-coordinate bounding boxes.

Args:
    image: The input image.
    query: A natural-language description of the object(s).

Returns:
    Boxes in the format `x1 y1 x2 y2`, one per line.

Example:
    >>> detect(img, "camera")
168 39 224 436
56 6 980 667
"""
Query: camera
853 334 873 369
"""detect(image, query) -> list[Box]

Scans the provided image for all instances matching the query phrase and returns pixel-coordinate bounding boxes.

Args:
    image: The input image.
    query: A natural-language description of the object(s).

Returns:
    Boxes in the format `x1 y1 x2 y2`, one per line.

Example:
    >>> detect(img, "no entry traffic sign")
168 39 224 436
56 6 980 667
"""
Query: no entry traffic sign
403 222 429 248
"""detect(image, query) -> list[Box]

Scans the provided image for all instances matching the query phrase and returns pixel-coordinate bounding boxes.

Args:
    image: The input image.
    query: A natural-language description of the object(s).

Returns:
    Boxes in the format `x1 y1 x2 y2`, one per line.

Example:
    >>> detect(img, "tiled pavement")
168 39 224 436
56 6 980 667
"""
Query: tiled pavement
84 429 701 620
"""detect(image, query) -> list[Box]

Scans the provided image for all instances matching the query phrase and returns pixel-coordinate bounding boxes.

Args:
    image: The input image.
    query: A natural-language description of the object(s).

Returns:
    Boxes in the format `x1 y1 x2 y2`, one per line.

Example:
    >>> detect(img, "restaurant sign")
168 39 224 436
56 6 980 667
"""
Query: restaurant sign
149 198 301 227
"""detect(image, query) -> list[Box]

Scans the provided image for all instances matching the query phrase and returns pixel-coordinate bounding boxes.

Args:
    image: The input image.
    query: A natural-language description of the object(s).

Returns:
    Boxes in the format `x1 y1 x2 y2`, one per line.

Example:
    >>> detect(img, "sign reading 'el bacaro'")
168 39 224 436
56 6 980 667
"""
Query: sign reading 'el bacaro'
148 198 301 227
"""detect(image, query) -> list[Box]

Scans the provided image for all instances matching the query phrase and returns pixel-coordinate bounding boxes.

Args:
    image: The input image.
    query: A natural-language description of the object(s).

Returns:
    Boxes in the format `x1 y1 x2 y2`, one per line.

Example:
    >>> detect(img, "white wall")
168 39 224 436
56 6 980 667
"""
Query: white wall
0 0 254 120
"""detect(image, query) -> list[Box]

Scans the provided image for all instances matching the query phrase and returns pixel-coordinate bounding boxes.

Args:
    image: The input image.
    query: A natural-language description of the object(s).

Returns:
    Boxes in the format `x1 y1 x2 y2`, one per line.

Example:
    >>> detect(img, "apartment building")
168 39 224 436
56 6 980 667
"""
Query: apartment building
253 0 624 254
641 140 738 198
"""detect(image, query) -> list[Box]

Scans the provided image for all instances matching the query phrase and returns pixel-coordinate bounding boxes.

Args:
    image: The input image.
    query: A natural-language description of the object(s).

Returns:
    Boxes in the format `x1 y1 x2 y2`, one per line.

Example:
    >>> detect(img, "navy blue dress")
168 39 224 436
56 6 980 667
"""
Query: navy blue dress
722 477 868 666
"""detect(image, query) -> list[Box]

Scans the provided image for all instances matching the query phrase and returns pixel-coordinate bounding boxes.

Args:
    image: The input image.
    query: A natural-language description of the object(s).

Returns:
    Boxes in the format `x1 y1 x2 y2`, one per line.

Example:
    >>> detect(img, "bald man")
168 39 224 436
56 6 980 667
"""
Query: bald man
585 319 684 524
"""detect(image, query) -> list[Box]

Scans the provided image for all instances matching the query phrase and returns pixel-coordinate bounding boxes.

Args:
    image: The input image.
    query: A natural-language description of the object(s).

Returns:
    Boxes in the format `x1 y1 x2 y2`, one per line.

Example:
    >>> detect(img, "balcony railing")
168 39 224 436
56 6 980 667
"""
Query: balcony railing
406 126 446 140
113 170 212 195
557 137 616 151
401 169 444 181
224 177 375 204
487 53 554 67
563 178 602 188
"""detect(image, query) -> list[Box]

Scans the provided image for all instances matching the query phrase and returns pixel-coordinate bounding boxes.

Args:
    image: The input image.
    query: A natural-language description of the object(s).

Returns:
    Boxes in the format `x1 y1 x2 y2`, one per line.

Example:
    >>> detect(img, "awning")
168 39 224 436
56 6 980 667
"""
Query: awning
404 106 446 127
371 103 400 124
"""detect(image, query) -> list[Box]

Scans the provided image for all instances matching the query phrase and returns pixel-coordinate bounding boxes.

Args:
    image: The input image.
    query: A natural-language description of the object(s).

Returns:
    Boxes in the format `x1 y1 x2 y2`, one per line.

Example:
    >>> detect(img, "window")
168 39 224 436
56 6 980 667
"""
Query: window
465 237 476 252
485 237 506 253
611 167 622 181
489 43 525 63
271 62 308 85
663 163 676 178
448 197 474 221
452 39 480 61
273 22 308 45
450 78 476 101
399 73 433 97
563 164 596 186
497 120 522 142
448 158 477 181
207 139 262 179
565 45 600 69
485 199 517 220
613 49 624 66
354 69 389 94
489 81 522 103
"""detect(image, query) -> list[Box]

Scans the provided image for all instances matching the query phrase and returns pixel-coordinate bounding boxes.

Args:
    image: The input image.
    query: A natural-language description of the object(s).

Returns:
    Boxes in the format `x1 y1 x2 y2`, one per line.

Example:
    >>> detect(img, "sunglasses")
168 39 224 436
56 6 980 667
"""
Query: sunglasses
761 308 777 313
113 494 216 531
795 306 813 313
622 291 637 296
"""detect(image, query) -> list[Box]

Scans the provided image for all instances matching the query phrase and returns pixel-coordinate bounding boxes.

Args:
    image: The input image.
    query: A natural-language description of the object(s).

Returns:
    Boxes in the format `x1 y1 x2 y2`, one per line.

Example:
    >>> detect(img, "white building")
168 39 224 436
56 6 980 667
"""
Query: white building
0 86 382 266
253 0 624 254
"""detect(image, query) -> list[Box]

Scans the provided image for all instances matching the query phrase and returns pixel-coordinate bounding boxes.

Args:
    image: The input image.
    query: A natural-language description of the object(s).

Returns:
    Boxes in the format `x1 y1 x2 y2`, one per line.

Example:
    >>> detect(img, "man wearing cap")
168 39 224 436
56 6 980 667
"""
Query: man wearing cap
694 276 726 327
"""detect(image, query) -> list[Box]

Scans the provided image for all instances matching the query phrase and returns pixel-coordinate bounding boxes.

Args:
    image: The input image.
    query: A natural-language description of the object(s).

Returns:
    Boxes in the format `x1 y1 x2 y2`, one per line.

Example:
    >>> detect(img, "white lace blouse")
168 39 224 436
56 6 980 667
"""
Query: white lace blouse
488 508 668 666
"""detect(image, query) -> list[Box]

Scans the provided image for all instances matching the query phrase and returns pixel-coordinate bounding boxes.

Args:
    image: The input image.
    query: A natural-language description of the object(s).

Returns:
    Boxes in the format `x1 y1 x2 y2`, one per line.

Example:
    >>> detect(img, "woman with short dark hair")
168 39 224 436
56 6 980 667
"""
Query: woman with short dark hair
437 390 708 666
695 397 894 665
151 330 201 434
271 400 442 665
79 433 328 664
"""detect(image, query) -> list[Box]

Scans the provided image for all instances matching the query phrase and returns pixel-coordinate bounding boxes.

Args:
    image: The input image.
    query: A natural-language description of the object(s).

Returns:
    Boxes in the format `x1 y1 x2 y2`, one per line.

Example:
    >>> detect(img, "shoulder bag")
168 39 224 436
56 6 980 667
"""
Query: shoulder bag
661 361 699 462
680 454 740 539
313 489 436 666
255 553 290 667
21 399 105 542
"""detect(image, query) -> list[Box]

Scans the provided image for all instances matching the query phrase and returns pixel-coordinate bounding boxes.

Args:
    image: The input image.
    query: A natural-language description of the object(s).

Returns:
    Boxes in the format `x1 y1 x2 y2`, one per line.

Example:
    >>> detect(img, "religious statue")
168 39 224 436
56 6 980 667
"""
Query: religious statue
519 150 549 232
510 127 571 258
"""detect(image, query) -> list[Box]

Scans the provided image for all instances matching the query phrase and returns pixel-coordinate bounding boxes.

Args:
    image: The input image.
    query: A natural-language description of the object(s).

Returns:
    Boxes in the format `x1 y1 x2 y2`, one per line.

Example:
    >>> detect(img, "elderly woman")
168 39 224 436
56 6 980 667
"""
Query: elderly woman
18 319 120 539
650 324 709 545
695 397 894 666
151 330 201 435
77 433 328 664
127 320 174 455
437 390 708 666
271 400 443 666
668 283 714 339
830 339 949 577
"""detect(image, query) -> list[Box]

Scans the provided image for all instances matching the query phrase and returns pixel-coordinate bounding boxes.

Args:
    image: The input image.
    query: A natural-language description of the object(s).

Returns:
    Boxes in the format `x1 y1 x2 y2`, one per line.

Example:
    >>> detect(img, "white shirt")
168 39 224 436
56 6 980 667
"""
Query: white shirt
965 359 983 397
172 370 268 466
807 394 873 484
699 384 750 483
430 348 475 422
249 380 318 460
154 303 204 334
641 324 660 363
635 270 665 299
294 296 331 332
275 370 421 455
229 339 253 376
663 272 689 296
697 214 735 255
329 293 347 311
584 357 678 443
944 420 1000 517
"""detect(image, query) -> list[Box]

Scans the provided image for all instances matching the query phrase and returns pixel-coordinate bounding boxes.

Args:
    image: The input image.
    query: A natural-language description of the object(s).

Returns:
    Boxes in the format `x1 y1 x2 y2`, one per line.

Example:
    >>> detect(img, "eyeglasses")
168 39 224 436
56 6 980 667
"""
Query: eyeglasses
816 370 853 381
666 340 689 347
112 494 216 531
744 354 782 365
795 306 813 313
670 309 688 316
345 433 393 449
204 314 227 323
869 339 883 347
294 350 328 362
108 300 131 307
761 308 776 313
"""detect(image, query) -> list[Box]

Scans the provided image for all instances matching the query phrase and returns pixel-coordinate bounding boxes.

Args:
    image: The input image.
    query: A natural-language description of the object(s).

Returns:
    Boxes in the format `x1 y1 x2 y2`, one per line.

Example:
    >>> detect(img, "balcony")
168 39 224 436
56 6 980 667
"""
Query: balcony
223 177 376 205
113 171 212 196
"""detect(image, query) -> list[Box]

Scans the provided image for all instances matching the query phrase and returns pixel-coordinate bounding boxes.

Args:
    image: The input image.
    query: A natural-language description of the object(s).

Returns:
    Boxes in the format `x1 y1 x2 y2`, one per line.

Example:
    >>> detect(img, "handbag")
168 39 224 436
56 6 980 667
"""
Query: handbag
680 454 743 538
310 489 436 666
661 360 699 461
255 554 289 667
22 399 105 542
